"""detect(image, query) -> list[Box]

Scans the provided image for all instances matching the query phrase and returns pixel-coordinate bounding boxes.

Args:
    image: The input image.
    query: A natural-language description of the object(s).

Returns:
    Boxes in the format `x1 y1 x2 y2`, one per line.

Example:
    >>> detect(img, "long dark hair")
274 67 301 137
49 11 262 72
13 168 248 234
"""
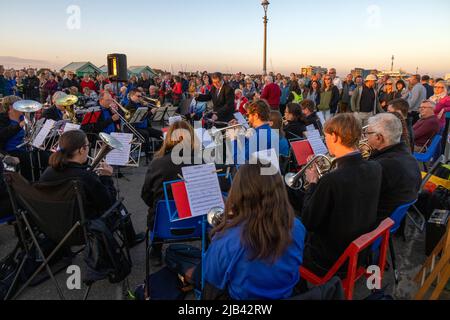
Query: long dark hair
211 163 295 263
48 130 87 171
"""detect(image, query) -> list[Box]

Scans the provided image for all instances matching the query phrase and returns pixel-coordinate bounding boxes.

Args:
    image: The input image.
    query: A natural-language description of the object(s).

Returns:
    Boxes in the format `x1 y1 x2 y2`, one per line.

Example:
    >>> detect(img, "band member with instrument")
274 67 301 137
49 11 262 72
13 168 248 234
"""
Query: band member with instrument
366 113 421 222
195 72 235 125
283 103 306 140
300 99 324 135
141 121 199 265
94 91 121 135
300 114 382 276
232 100 282 163
40 130 144 244
0 154 14 219
186 163 306 300
0 96 24 154
41 91 68 121
126 89 163 140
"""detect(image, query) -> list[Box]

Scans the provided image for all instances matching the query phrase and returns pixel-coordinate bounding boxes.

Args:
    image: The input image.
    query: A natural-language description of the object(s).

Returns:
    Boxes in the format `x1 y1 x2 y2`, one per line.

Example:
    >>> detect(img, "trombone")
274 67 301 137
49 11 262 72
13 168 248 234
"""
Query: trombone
110 98 145 143
139 96 161 108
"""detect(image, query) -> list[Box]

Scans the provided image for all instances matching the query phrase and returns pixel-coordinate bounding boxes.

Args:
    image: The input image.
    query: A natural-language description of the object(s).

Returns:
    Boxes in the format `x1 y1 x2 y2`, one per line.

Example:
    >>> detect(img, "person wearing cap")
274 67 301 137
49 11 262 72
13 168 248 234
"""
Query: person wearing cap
350 74 383 127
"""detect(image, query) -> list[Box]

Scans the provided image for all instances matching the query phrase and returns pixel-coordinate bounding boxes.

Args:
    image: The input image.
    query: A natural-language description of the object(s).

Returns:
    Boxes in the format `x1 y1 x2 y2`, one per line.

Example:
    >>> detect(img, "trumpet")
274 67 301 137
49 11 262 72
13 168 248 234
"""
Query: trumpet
284 154 334 190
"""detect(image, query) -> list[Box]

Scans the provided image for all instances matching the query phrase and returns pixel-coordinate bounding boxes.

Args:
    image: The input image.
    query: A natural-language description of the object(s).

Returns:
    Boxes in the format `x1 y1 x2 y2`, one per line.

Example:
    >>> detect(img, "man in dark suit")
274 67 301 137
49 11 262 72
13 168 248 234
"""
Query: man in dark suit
195 72 235 124
300 114 382 276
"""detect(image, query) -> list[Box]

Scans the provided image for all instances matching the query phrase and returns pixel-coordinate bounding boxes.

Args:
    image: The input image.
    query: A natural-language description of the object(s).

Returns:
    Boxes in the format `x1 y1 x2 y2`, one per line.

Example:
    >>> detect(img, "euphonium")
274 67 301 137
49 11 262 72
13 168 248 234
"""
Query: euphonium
88 133 123 171
284 154 334 190
64 104 78 124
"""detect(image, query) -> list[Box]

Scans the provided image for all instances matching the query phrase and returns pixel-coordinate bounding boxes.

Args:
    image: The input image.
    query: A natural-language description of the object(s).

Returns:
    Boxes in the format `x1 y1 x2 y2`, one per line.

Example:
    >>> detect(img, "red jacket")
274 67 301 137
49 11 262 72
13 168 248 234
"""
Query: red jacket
172 82 183 95
81 80 96 91
261 83 281 109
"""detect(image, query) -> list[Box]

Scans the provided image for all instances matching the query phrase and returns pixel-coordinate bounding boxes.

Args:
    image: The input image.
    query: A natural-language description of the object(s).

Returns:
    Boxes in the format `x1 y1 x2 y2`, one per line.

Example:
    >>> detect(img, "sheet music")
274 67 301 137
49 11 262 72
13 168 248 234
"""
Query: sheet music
182 164 225 218
106 133 133 166
250 149 280 173
194 127 216 149
32 119 55 148
63 123 81 133
317 112 326 125
306 130 328 155
306 125 315 132
233 112 250 129
169 115 183 126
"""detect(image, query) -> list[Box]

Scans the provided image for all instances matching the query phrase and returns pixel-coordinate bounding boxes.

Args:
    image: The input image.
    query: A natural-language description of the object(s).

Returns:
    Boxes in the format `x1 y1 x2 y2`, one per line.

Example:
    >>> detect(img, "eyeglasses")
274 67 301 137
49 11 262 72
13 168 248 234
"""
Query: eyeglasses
365 131 378 136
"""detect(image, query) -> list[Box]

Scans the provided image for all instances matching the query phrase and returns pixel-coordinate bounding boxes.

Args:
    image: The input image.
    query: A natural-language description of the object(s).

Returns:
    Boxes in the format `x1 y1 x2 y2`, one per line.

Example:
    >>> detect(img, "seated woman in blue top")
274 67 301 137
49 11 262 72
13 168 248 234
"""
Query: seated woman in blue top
232 100 283 164
199 163 306 300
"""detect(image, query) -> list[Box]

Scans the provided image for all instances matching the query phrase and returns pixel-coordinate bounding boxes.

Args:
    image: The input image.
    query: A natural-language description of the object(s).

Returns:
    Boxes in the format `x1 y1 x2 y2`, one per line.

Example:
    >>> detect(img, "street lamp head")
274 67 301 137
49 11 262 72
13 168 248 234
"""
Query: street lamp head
261 0 270 13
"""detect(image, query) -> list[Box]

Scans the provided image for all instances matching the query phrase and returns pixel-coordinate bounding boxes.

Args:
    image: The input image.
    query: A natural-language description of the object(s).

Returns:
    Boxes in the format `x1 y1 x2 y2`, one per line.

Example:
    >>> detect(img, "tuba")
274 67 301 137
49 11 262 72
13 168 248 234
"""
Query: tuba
284 154 334 190
88 133 123 171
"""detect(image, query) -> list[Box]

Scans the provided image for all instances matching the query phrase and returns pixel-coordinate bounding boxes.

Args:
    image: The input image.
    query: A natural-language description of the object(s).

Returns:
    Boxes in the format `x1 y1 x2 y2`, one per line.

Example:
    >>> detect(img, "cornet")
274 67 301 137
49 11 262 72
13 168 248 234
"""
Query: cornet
284 154 334 190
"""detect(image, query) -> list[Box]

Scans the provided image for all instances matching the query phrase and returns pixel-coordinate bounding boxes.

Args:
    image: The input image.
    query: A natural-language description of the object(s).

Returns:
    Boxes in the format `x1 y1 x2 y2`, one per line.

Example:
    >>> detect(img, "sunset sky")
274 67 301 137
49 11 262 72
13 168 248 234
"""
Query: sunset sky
1 0 449 77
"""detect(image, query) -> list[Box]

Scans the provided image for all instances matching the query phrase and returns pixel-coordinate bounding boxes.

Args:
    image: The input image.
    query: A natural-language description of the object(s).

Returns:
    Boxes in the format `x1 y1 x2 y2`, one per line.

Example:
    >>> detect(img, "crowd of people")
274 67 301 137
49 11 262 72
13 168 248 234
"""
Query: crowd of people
1 63 450 300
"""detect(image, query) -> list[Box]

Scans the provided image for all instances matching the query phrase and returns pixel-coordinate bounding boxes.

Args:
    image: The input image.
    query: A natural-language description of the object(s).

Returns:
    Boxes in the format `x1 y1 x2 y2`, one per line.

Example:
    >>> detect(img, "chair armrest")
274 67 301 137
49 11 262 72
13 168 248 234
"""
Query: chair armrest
299 266 323 286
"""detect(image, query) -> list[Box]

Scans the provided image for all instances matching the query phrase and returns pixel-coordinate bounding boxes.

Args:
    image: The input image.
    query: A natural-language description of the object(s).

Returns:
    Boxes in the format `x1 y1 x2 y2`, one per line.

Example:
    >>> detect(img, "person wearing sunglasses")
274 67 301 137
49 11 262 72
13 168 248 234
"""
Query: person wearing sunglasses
379 80 396 110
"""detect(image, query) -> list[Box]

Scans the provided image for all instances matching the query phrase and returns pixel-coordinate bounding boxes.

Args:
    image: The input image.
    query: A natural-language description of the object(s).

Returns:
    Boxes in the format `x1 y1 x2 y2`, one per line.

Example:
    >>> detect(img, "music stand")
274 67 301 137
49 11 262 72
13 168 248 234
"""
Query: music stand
152 107 168 126
129 107 149 124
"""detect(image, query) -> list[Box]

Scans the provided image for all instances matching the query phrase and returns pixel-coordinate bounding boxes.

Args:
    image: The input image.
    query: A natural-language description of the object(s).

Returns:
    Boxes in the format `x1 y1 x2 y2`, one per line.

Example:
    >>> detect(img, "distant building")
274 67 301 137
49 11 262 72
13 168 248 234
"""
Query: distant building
61 62 102 77
301 66 328 77
351 68 379 79
377 69 410 79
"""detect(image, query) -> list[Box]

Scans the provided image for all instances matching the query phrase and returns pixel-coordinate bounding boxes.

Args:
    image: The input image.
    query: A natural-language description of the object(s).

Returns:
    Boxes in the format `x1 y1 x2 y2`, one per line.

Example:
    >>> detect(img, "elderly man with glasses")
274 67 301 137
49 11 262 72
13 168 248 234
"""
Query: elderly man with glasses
366 113 421 223
412 100 440 152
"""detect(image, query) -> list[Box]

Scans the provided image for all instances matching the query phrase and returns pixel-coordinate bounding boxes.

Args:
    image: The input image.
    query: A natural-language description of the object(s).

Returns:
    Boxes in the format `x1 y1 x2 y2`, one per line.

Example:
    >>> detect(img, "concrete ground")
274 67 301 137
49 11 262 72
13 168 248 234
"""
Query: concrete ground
1 162 449 300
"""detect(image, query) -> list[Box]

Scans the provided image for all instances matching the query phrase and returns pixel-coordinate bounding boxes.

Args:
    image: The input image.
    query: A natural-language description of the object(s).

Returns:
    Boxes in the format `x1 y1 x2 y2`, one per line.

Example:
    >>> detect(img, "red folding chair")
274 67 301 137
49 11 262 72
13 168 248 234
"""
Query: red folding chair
299 218 394 300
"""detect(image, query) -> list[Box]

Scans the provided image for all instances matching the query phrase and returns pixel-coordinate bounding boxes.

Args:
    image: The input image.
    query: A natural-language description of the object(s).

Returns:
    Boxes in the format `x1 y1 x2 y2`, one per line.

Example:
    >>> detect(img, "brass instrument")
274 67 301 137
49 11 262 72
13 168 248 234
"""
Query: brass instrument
358 139 373 160
284 154 334 190
13 100 43 147
207 207 225 227
88 133 123 171
110 98 146 143
140 96 161 108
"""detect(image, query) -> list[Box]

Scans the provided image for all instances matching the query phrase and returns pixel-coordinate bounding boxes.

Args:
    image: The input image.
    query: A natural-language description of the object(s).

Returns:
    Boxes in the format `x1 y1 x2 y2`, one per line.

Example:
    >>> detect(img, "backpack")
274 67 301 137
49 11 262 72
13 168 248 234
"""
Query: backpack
83 218 132 285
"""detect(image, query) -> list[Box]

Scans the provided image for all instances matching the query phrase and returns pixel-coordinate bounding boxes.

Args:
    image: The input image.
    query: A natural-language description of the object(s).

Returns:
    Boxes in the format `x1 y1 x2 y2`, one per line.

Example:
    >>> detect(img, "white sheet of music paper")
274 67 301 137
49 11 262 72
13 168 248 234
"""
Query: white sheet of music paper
63 123 81 133
106 133 132 166
306 130 328 155
194 128 216 149
182 164 225 218
233 112 250 129
250 148 280 173
169 115 183 126
32 119 55 148
306 125 315 132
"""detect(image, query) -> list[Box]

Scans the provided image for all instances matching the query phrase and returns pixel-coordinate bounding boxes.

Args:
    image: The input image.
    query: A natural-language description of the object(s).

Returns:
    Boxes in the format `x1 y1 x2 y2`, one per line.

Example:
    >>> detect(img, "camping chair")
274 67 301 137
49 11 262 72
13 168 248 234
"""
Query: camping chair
408 155 446 232
299 218 394 300
3 172 126 300
372 200 417 284
414 135 442 172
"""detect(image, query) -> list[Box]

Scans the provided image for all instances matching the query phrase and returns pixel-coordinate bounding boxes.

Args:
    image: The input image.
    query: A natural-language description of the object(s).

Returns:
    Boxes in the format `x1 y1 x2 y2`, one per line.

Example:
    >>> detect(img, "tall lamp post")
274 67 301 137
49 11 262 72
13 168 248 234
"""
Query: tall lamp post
261 0 270 76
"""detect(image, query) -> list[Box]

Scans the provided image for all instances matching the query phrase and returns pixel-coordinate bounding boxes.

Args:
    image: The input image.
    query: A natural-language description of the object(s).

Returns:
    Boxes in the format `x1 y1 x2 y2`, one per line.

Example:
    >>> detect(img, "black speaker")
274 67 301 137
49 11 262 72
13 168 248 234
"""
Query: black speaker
107 54 128 82
426 210 449 256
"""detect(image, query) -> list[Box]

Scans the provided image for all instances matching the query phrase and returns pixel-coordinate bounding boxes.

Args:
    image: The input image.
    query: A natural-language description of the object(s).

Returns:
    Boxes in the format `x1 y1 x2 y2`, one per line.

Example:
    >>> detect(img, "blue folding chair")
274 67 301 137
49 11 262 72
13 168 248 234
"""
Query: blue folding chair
372 199 417 284
414 135 442 171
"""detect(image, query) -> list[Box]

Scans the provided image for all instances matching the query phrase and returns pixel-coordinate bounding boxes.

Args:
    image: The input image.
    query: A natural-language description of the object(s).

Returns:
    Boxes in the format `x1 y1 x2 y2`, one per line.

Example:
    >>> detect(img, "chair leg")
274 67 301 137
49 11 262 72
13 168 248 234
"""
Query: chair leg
4 252 28 300
389 237 399 285
144 229 150 298
83 284 92 301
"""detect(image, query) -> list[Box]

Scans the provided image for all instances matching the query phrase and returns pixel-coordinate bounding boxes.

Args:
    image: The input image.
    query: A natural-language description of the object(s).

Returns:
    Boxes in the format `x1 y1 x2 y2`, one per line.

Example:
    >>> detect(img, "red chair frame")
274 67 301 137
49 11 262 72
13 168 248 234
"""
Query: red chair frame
299 218 394 300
